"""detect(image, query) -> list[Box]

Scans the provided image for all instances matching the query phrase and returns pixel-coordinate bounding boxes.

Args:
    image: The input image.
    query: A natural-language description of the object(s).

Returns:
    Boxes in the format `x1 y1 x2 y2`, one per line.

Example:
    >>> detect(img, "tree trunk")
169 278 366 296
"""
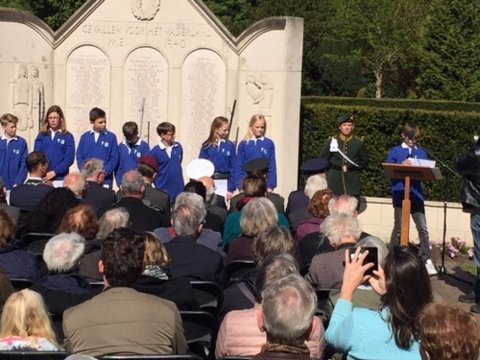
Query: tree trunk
375 69 383 98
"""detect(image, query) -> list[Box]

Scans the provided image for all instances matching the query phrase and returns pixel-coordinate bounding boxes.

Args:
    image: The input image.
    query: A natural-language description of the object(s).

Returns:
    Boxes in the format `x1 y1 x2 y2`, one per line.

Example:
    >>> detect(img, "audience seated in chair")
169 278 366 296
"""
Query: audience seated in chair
219 226 295 321
299 195 363 267
0 210 42 281
227 198 283 264
9 151 53 211
253 274 320 359
154 192 224 255
23 188 81 234
56 204 100 281
418 303 480 360
216 253 324 359
106 170 169 232
164 193 225 284
133 231 199 310
223 176 289 247
295 189 333 245
325 245 433 359
0 289 60 351
288 174 328 231
30 233 99 318
305 214 361 289
63 227 187 357
81 158 116 216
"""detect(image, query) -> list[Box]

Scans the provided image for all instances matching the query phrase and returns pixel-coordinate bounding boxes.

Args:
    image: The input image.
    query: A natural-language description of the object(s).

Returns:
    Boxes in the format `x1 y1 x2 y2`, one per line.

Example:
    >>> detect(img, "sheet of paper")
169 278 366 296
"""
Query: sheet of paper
409 158 436 168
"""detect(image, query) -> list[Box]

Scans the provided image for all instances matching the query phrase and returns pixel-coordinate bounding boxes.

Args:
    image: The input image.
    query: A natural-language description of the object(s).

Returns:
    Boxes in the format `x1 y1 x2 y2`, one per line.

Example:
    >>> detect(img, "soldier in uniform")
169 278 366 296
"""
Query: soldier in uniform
320 113 368 202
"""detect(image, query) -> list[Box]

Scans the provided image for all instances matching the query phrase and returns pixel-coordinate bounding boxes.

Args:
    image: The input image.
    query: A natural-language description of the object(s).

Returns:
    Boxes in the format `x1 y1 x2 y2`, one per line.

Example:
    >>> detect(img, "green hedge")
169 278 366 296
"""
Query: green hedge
300 98 480 202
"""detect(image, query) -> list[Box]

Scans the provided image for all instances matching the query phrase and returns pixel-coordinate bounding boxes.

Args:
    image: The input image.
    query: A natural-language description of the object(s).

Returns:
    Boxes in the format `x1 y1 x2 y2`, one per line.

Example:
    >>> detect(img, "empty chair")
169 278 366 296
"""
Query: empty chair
20 233 54 256
9 278 33 291
225 260 255 283
180 311 217 359
190 281 220 315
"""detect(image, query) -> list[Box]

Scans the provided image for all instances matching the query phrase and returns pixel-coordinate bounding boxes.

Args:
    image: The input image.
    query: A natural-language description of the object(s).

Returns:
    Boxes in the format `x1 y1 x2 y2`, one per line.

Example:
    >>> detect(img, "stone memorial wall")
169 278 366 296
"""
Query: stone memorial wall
0 0 304 196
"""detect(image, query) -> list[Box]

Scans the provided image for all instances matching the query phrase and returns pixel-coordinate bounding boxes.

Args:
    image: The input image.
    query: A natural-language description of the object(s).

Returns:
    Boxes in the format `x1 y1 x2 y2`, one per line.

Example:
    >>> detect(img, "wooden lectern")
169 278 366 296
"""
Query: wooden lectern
383 163 443 246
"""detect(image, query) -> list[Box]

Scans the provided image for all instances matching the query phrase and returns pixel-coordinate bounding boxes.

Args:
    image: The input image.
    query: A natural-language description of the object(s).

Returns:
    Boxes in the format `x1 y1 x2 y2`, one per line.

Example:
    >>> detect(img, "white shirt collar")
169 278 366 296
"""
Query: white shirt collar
122 138 142 147
401 142 417 150
1 134 17 141
159 141 177 150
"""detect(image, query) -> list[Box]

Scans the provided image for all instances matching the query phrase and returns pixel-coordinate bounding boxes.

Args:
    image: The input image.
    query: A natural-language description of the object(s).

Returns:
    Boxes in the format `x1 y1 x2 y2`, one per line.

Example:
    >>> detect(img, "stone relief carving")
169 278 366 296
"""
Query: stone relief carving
10 63 35 131
130 0 161 21
30 65 45 131
246 73 273 112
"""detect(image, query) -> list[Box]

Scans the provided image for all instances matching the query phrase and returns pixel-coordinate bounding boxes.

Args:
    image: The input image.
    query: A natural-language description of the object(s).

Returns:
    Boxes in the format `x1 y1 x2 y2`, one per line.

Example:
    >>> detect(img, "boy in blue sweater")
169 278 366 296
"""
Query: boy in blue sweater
150 122 184 203
386 123 437 275
115 121 149 186
76 108 118 188
0 113 28 190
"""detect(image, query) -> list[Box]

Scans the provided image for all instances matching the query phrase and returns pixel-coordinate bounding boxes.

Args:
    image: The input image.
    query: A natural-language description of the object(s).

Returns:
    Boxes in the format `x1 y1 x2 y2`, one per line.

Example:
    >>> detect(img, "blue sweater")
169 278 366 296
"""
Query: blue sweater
115 139 150 186
0 136 28 190
151 142 184 203
76 130 119 187
386 143 428 206
199 140 236 192
34 131 75 180
326 299 421 360
234 137 277 190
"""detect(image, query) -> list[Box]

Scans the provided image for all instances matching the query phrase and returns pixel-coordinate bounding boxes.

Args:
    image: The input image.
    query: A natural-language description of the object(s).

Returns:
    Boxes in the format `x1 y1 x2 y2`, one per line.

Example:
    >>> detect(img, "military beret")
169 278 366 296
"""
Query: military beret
244 158 269 173
300 157 329 174
337 113 354 126
139 155 159 173
186 159 214 180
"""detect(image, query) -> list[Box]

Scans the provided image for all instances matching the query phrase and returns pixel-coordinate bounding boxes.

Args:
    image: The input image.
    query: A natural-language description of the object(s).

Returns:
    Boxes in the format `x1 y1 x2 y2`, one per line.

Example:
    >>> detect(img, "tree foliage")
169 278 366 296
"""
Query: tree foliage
417 0 480 102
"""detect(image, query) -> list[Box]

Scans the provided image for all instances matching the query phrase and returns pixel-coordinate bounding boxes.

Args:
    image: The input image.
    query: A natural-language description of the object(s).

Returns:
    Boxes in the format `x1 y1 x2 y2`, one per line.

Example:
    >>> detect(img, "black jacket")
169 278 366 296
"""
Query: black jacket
455 145 480 214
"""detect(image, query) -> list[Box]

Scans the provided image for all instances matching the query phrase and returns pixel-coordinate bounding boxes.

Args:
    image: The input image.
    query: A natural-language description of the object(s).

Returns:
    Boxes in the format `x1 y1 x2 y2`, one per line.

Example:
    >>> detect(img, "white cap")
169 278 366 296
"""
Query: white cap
186 159 215 180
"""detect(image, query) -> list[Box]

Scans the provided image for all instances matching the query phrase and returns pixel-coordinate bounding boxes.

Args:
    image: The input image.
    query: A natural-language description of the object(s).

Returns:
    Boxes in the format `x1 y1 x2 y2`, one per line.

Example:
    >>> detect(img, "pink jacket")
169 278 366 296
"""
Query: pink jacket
215 304 325 359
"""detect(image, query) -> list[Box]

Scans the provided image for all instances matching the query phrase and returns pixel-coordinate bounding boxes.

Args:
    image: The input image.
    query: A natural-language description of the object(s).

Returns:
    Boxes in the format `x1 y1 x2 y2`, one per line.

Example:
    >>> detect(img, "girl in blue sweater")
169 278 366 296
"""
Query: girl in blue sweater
34 105 75 185
234 114 277 192
199 116 236 198
326 246 432 360
0 113 28 190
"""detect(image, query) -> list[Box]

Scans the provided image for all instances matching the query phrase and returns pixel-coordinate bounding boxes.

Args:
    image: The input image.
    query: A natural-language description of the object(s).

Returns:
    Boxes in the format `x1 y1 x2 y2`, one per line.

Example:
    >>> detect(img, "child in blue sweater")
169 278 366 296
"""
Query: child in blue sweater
76 108 118 188
34 105 75 186
0 113 28 190
115 121 149 186
386 123 436 275
234 114 277 192
199 116 236 198
150 122 184 203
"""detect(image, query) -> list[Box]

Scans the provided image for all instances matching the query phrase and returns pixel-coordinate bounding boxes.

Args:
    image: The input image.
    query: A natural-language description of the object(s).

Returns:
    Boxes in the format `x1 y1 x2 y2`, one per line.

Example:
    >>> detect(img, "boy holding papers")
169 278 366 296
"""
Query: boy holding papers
386 123 437 275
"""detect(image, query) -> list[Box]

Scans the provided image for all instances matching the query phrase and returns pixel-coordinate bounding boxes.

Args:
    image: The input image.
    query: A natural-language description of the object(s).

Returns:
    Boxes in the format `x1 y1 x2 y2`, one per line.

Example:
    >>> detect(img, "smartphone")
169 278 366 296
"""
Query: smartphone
348 247 378 276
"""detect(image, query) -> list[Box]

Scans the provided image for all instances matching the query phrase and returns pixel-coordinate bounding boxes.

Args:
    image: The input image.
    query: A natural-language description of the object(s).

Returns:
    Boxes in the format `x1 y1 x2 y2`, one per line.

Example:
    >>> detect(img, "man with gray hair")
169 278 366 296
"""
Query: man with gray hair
105 170 168 232
254 274 319 359
165 192 225 284
30 232 99 320
328 194 358 217
82 158 115 215
154 192 224 254
289 173 329 231
305 214 361 289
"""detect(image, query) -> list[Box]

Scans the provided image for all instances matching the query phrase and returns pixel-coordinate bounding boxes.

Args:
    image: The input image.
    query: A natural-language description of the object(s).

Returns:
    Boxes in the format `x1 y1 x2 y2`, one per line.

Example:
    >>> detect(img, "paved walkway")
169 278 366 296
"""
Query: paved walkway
430 248 479 318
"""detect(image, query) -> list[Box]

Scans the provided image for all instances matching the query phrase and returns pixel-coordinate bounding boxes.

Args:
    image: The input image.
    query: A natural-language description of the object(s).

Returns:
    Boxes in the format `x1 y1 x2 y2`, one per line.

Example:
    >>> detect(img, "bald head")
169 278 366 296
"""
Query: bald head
63 172 86 198
198 176 215 201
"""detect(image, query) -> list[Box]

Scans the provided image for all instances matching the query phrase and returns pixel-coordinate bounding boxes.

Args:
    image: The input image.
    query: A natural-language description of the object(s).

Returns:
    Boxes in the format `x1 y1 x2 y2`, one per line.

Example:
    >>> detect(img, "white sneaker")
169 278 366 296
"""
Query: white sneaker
425 259 438 276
